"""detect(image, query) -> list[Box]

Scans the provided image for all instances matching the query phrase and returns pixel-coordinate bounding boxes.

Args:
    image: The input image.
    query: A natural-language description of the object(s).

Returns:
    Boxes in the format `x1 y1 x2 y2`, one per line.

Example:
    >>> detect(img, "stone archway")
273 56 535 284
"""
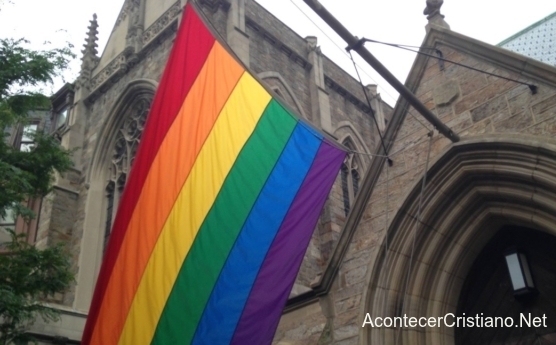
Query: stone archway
258 71 308 119
363 137 556 345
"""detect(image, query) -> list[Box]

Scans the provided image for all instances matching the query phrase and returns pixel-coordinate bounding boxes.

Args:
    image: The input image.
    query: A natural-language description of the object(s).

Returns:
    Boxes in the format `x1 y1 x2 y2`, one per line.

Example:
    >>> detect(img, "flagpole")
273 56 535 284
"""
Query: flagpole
301 0 460 143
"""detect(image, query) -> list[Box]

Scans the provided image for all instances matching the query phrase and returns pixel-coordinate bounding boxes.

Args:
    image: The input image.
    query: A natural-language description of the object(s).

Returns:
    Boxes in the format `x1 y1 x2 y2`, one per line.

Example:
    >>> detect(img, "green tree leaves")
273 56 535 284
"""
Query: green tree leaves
0 38 74 125
0 37 75 344
0 231 74 345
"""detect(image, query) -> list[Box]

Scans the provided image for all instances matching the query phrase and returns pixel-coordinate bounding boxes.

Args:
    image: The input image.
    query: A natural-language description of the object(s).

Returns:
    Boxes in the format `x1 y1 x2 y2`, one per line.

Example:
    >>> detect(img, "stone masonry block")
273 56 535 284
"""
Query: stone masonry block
458 73 488 97
454 78 513 115
469 94 507 123
445 111 473 133
494 111 534 133
507 91 533 117
433 80 459 107
434 103 455 120
334 324 360 342
535 105 556 124
343 249 373 272
334 309 359 329
335 282 366 301
344 265 368 286
335 294 362 315
334 337 360 345
403 138 435 171
390 125 430 156
458 118 493 137
532 94 556 120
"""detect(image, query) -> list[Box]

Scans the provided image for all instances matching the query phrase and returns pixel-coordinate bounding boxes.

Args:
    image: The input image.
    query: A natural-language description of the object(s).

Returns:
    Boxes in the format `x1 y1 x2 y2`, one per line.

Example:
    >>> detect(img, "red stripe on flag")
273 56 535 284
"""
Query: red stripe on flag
81 5 215 344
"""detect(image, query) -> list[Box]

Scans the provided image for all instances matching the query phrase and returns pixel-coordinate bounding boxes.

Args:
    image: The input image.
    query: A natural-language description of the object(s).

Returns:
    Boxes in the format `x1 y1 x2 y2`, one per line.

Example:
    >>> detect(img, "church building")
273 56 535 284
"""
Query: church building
14 0 556 344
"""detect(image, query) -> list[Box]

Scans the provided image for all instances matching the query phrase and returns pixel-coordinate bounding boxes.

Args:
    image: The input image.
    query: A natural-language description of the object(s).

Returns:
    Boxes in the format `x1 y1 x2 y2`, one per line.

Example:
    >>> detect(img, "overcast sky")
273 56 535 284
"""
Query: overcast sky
1 0 556 105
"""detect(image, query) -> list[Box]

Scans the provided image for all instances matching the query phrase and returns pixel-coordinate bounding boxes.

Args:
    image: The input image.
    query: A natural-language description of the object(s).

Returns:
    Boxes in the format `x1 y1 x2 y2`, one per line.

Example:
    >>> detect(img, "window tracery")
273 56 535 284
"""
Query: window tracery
341 139 360 216
104 97 151 250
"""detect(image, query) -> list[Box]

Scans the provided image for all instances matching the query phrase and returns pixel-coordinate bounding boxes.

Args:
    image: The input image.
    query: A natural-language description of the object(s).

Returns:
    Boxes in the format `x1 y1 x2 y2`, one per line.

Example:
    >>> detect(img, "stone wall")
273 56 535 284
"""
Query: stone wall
245 2 312 119
274 25 556 345
36 186 80 306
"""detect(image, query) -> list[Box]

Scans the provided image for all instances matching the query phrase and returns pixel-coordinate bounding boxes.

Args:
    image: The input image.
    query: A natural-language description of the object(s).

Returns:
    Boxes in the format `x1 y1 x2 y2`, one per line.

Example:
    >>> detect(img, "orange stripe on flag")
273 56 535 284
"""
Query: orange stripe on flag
118 73 271 345
89 43 244 345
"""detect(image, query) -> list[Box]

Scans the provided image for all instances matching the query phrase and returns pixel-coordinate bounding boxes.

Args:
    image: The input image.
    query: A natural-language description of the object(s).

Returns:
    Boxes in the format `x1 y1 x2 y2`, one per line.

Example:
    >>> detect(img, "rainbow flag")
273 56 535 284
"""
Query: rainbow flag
82 3 346 345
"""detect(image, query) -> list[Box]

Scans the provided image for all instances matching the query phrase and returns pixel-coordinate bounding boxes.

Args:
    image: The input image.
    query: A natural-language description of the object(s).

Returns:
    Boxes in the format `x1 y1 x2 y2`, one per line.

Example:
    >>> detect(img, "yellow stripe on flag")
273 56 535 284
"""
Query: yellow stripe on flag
117 74 271 345
89 42 244 345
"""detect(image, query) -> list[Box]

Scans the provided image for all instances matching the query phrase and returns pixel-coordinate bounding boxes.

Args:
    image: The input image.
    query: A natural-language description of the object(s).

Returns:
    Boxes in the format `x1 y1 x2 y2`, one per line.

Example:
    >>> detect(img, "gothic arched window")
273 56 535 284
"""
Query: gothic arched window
341 139 361 216
103 97 151 251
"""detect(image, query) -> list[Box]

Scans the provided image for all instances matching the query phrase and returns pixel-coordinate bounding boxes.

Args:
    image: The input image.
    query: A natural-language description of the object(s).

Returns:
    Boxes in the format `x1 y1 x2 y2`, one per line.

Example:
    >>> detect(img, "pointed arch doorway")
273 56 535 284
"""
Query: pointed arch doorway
363 137 556 345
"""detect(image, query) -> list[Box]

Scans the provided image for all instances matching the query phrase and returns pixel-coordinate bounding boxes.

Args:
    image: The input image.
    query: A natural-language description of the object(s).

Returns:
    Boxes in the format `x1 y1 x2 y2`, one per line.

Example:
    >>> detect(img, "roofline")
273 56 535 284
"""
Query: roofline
50 82 74 102
498 11 556 47
428 24 556 85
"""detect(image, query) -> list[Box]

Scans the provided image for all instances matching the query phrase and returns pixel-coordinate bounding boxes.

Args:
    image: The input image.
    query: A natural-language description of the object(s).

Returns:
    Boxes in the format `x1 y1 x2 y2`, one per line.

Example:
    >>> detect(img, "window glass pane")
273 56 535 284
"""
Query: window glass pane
352 170 360 197
21 124 37 142
20 124 37 152
505 254 526 290
0 208 15 225
56 108 68 128
341 164 350 216
0 229 12 249
20 143 34 152
0 208 15 248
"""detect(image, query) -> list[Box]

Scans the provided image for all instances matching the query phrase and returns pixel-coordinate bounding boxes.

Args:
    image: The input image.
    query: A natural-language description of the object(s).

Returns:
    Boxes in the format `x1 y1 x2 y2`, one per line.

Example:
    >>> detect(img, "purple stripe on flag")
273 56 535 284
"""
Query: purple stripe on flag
231 141 346 345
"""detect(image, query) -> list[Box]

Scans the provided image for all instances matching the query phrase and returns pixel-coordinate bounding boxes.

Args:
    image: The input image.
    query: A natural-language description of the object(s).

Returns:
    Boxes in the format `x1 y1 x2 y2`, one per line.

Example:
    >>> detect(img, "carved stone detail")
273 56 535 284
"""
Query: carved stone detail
104 97 151 247
115 0 141 28
306 36 320 54
324 77 371 114
424 0 450 29
89 53 128 91
109 97 150 183
81 14 100 72
423 0 444 19
77 14 100 90
142 2 182 45
86 4 180 102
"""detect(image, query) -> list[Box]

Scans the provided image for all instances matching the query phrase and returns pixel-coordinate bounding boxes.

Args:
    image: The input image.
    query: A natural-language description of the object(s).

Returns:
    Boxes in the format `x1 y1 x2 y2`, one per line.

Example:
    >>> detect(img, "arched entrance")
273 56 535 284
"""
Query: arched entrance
363 137 556 345
457 226 556 344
